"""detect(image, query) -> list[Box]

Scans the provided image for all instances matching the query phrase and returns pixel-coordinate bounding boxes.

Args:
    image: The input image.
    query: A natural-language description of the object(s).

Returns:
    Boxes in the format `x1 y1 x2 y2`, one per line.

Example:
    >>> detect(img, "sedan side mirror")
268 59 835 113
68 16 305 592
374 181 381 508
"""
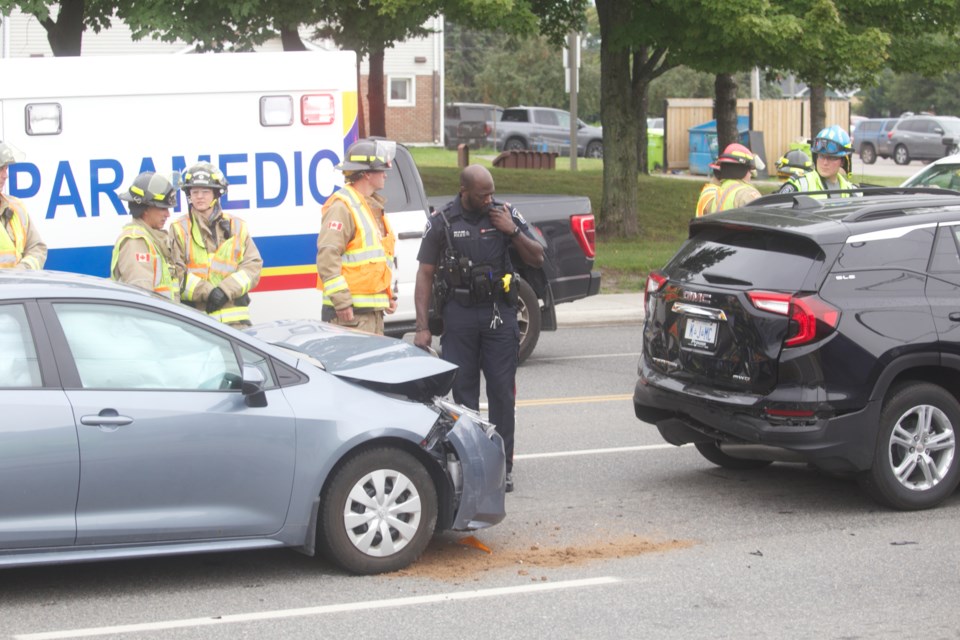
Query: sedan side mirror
242 365 268 408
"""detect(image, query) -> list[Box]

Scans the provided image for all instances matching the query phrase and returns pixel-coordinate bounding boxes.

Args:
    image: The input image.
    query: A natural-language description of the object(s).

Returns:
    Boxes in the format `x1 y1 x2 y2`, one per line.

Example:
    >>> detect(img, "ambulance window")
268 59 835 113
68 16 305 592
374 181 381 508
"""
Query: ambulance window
26 103 62 135
260 96 293 127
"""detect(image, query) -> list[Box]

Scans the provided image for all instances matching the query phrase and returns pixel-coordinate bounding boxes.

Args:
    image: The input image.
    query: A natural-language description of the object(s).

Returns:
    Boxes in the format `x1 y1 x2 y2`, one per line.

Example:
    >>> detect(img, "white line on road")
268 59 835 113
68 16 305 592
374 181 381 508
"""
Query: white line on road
13 577 622 640
516 443 688 460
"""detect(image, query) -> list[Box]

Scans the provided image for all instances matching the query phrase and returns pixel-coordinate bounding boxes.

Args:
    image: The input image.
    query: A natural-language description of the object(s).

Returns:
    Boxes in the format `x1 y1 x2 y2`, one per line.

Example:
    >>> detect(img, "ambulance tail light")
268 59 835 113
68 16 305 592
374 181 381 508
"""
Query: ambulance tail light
301 94 335 125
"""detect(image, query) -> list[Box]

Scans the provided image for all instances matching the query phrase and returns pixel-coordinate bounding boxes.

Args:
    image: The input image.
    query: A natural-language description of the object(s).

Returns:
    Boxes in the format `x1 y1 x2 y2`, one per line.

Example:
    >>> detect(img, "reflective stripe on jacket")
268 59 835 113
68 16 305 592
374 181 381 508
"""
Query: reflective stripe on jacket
696 182 720 217
173 211 253 324
317 185 395 309
110 223 177 301
786 170 856 197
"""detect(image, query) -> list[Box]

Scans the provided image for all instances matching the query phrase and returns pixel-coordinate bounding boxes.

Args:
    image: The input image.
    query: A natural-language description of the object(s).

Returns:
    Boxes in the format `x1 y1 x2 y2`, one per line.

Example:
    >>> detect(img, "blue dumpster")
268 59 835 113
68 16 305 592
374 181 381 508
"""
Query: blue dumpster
688 116 750 175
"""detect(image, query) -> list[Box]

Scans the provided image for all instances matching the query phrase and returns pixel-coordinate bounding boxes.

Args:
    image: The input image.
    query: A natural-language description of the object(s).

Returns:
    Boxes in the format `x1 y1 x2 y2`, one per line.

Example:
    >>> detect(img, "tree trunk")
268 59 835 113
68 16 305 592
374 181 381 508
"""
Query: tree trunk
356 64 366 139
809 84 827 137
714 73 738 152
634 47 650 177
279 26 307 51
367 49 387 137
40 0 85 56
596 0 638 238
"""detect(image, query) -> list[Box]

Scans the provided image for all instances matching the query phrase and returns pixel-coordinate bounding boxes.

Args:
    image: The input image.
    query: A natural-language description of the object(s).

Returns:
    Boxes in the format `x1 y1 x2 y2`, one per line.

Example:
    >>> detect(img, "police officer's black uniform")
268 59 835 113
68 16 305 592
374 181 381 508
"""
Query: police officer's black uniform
417 196 531 477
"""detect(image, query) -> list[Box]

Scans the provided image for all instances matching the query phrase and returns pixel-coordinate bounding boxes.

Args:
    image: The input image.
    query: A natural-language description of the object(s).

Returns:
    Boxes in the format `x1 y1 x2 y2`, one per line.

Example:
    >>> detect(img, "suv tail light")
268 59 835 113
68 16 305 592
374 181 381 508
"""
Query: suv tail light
484 123 491 136
748 291 840 347
887 130 894 140
570 214 596 258
645 271 668 308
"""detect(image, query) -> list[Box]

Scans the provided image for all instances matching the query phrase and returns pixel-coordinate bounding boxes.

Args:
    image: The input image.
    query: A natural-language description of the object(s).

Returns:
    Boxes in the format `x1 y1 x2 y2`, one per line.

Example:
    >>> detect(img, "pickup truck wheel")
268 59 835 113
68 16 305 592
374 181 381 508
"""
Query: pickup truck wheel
858 382 960 510
585 141 603 159
516 278 541 364
694 442 773 470
894 144 911 165
319 448 438 574
504 137 527 152
860 144 877 164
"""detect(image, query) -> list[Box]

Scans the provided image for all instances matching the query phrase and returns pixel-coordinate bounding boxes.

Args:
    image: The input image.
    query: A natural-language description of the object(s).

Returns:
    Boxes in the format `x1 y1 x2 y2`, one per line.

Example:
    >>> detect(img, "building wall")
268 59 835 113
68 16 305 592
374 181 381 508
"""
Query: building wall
359 73 438 144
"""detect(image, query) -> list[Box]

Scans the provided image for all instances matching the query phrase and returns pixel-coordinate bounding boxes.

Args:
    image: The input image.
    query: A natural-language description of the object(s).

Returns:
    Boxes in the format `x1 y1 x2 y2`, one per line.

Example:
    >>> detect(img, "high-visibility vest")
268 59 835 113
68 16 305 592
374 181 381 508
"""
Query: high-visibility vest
713 179 756 212
174 211 252 324
696 182 720 217
110 223 177 301
0 199 40 270
786 170 856 197
317 185 396 309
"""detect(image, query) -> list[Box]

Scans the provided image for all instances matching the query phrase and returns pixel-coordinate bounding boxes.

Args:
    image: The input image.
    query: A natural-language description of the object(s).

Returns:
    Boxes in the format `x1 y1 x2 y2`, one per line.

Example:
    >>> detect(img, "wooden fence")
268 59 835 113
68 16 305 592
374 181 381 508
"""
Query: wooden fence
661 98 851 174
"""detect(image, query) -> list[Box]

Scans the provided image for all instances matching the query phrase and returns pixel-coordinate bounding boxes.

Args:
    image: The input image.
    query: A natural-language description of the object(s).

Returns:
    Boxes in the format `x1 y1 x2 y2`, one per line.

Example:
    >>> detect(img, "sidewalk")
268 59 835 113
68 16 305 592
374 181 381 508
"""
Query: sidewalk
554 292 644 327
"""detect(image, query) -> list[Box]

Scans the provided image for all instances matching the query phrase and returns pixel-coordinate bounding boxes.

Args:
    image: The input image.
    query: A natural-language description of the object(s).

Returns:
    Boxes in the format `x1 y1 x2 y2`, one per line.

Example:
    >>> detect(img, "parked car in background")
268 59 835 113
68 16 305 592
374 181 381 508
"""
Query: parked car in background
852 117 898 164
886 115 960 165
493 106 604 158
444 102 503 150
634 188 960 511
901 153 960 189
0 271 506 574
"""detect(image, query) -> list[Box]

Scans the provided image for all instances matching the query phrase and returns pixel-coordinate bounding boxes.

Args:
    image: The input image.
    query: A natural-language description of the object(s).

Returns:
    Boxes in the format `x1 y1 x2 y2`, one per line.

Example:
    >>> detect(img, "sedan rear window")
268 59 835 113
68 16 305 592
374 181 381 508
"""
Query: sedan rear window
667 228 822 290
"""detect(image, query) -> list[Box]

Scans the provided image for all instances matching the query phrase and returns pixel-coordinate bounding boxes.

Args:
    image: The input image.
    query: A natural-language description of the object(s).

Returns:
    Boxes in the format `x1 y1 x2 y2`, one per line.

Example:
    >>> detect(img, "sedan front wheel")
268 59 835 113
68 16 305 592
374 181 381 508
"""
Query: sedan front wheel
320 447 438 574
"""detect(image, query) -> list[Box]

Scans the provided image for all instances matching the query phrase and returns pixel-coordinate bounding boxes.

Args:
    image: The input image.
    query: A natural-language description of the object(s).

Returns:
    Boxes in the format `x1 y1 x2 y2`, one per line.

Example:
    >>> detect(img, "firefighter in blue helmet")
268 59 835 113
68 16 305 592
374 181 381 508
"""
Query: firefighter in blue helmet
777 125 857 197
413 165 545 493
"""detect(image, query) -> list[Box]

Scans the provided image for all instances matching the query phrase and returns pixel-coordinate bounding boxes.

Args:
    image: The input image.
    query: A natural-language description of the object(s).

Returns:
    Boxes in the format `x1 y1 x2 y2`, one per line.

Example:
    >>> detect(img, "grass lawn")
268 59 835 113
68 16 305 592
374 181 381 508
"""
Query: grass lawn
409 146 904 293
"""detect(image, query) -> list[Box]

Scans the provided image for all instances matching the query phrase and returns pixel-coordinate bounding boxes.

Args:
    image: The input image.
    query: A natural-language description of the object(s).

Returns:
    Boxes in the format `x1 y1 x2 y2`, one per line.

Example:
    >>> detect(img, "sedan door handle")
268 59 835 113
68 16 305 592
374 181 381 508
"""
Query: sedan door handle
949 312 960 322
80 409 133 427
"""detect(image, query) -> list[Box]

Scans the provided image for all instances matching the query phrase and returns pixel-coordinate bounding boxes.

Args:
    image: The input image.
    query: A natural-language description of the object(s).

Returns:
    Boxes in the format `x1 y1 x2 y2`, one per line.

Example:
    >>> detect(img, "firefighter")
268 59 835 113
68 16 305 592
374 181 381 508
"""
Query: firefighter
317 138 397 335
695 161 722 217
775 149 813 181
0 142 46 270
112 172 180 301
700 143 763 215
173 162 262 328
777 125 857 197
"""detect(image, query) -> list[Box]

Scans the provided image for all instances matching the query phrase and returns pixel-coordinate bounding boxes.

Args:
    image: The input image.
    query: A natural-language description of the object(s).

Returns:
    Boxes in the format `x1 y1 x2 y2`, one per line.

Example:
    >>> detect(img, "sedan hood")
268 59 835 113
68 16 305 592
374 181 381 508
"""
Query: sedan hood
247 319 457 401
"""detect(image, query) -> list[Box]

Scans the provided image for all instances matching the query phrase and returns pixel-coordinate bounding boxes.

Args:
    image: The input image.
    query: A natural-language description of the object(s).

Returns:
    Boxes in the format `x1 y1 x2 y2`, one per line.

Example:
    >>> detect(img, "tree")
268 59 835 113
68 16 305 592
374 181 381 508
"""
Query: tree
0 0 120 55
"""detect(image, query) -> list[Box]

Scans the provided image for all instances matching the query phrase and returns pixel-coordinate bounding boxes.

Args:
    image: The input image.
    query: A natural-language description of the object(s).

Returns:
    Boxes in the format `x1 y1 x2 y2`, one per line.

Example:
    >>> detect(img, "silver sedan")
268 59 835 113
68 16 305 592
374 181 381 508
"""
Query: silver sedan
0 271 506 575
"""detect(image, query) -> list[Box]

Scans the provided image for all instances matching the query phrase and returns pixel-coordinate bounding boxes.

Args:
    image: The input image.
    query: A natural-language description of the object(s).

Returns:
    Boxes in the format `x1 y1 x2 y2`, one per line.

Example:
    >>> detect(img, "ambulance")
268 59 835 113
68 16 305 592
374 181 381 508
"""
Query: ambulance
0 50 428 326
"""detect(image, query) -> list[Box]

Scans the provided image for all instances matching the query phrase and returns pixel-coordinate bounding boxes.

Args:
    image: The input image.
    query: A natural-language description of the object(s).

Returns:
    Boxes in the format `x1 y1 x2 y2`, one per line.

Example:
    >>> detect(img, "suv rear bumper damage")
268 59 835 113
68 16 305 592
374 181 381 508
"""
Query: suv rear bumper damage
633 373 881 473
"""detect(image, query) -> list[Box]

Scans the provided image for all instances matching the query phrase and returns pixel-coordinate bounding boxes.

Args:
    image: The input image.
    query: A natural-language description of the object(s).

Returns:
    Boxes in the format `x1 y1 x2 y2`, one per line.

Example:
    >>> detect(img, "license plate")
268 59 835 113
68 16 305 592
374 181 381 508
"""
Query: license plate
683 318 717 347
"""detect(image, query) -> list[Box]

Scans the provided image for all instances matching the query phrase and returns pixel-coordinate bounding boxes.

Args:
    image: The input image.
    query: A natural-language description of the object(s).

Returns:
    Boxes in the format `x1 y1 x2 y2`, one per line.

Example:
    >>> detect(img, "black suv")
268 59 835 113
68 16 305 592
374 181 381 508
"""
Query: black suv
634 189 960 510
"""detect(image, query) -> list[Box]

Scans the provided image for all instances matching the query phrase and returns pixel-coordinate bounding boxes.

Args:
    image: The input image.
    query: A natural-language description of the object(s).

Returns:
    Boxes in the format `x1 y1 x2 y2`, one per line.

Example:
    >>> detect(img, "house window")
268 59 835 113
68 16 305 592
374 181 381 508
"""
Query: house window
388 76 415 107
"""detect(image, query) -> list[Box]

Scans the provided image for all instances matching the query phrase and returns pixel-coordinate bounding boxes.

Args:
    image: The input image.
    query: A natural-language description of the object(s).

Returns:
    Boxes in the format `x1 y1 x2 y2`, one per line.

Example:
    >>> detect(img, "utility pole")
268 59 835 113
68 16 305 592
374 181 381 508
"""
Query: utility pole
566 31 580 171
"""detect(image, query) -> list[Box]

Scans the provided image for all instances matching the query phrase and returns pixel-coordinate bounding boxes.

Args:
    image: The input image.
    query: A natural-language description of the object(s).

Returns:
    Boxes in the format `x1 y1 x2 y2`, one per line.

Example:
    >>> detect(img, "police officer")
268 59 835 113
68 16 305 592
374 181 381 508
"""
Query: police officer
777 125 857 197
111 172 181 301
413 164 545 493
700 143 762 215
317 139 397 335
173 162 263 328
0 142 46 270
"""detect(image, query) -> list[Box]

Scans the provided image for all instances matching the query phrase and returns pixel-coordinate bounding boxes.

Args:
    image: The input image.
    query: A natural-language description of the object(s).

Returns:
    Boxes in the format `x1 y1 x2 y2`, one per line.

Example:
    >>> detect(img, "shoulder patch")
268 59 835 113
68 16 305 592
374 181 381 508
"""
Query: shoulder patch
328 220 344 231
135 252 151 263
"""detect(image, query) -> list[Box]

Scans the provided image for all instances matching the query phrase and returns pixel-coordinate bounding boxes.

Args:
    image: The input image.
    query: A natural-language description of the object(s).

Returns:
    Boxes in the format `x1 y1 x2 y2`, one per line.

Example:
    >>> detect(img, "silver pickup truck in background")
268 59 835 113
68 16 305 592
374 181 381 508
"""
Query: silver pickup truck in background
493 106 604 159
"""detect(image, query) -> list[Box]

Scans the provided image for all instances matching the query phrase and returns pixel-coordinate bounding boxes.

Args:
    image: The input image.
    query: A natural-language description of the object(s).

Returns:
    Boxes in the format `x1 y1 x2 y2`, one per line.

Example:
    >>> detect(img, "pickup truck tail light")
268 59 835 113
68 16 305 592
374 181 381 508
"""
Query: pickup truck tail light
570 214 596 258
747 291 840 347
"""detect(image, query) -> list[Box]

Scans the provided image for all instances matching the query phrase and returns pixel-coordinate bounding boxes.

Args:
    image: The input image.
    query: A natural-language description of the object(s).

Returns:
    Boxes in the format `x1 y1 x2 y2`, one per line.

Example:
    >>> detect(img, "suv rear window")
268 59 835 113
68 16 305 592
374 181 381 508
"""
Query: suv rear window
667 228 822 290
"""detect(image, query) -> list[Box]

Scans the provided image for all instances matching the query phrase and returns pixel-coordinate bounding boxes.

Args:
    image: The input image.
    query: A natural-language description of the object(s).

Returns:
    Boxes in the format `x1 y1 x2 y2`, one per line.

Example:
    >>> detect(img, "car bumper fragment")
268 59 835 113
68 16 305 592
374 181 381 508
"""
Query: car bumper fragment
445 415 507 530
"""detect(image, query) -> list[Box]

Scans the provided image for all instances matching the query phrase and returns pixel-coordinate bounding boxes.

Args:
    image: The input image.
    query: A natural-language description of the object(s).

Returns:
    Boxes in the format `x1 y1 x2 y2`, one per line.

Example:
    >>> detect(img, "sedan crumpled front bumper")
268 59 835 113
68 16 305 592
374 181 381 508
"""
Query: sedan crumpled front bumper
442 409 506 531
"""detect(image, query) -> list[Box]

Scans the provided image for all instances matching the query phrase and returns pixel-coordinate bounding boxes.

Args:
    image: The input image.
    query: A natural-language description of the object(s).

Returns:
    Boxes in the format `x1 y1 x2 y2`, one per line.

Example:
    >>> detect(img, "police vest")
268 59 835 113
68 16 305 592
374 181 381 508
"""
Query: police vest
0 198 39 270
317 185 396 309
174 210 252 324
110 224 177 301
437 203 516 305
696 182 720 217
786 170 856 197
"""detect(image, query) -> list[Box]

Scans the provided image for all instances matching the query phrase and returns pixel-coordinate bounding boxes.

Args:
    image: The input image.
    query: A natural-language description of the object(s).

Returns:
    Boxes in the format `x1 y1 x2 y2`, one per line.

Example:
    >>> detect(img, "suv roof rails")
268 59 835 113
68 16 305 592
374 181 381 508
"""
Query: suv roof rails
749 186 960 210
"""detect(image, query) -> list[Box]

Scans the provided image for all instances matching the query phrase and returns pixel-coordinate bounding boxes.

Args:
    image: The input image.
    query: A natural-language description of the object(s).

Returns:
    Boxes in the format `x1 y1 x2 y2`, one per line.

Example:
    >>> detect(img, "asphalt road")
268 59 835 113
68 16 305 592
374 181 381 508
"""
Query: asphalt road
4 324 960 639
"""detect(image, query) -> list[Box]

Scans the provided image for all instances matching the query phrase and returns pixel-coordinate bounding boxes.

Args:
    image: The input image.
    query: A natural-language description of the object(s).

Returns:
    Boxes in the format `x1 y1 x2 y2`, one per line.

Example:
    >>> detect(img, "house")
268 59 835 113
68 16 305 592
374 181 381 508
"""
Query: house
0 9 443 145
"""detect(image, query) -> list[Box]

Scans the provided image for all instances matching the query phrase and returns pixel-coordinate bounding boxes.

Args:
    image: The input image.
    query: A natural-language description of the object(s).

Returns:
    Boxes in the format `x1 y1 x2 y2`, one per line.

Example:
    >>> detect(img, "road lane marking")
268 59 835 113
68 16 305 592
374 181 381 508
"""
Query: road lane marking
13 577 621 640
517 393 633 407
516 443 688 460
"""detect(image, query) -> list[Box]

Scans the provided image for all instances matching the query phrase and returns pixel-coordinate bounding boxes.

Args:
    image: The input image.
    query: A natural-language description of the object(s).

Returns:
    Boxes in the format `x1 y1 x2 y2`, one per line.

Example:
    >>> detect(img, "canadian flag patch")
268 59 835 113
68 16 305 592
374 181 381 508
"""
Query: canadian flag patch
135 253 150 263
328 221 344 231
